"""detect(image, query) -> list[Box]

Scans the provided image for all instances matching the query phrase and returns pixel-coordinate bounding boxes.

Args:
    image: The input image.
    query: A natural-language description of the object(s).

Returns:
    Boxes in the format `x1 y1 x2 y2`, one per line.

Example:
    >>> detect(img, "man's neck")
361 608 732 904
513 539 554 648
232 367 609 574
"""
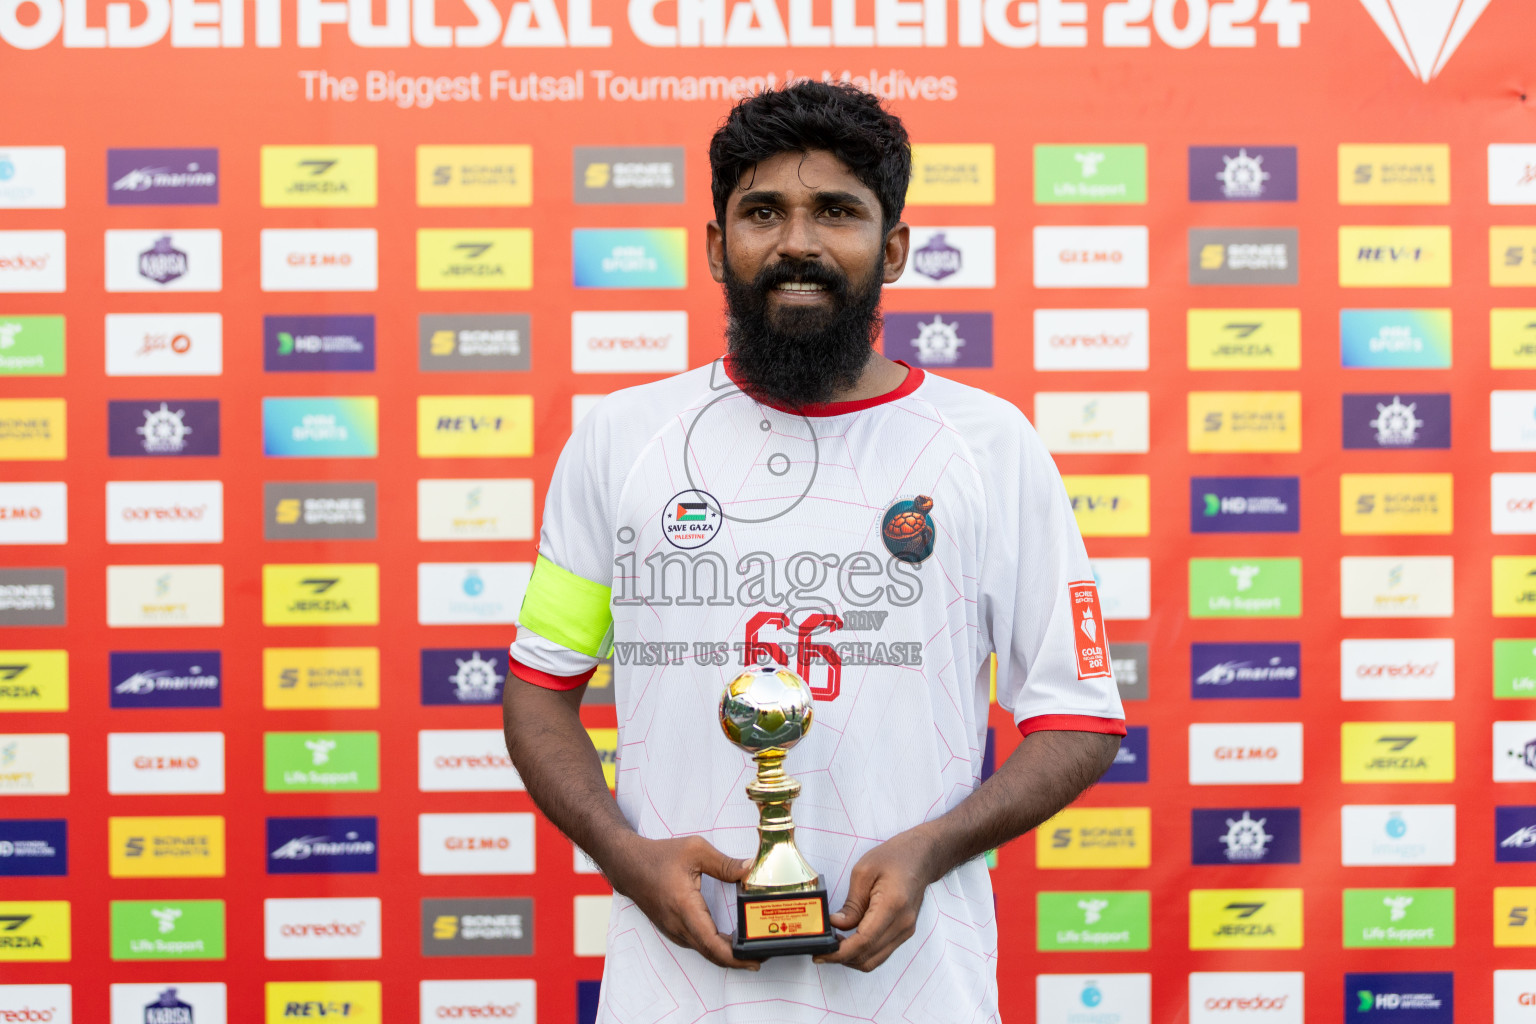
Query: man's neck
823 352 910 405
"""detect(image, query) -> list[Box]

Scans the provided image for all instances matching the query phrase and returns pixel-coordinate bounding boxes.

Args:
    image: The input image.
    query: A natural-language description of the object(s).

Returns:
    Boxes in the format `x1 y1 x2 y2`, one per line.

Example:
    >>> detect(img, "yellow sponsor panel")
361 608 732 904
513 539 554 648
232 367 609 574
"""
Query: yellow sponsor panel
1036 807 1150 869
1187 309 1301 370
108 816 226 878
417 395 534 458
1495 887 1536 947
1188 392 1301 453
0 650 67 712
1339 474 1453 536
1063 475 1149 537
261 564 380 627
0 399 66 460
1494 556 1536 617
417 145 532 207
1339 226 1452 287
588 727 618 789
906 144 994 206
0 901 70 962
1491 227 1536 287
1491 309 1536 368
1341 722 1455 783
266 981 382 1024
416 228 533 290
1338 144 1450 205
1189 889 1303 950
260 145 378 208
262 647 380 710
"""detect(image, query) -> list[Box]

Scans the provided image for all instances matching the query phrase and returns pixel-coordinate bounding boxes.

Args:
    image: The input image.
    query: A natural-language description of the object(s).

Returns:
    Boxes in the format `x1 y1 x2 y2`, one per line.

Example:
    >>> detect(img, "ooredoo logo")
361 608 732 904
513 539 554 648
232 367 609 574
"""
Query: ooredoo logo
105 481 222 545
419 730 524 792
420 980 534 1022
0 984 70 1023
571 311 687 373
1190 971 1303 1022
263 897 380 960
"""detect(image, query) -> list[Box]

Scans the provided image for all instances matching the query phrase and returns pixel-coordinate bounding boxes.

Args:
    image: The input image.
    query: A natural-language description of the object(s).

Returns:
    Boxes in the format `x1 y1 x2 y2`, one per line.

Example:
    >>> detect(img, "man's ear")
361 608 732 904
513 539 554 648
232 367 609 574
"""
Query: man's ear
706 220 727 284
882 222 910 284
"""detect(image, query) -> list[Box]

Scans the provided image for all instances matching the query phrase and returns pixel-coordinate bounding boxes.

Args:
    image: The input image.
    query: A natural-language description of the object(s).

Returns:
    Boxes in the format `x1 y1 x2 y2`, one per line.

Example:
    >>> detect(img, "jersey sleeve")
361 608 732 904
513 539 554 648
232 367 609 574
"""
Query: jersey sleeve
980 414 1126 738
509 404 615 691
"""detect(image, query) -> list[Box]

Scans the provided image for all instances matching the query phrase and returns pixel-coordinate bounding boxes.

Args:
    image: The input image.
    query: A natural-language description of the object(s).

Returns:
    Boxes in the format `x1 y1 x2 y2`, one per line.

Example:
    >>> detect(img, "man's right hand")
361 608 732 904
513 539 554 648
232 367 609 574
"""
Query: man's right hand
605 834 761 971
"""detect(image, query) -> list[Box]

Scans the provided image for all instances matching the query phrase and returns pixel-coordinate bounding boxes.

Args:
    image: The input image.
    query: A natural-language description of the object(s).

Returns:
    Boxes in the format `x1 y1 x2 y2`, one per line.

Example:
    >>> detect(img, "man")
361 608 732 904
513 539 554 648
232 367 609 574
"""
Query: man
503 81 1124 1022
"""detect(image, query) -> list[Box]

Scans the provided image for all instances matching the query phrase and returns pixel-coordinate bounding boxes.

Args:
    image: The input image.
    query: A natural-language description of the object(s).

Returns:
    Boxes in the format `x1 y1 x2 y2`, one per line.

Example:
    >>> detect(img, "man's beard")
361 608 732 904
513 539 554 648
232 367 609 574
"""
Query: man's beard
723 251 884 409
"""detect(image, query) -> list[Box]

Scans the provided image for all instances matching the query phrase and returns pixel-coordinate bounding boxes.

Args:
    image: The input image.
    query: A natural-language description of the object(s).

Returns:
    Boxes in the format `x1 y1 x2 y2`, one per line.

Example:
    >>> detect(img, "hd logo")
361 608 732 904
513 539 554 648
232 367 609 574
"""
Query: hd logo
260 146 377 208
1341 722 1455 782
416 229 532 290
261 565 379 627
1189 889 1303 950
1036 807 1150 869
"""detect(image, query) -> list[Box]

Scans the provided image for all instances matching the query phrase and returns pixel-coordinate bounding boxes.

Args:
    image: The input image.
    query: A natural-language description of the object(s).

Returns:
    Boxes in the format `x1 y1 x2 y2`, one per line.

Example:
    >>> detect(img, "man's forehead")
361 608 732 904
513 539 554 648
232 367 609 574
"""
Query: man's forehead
730 150 872 202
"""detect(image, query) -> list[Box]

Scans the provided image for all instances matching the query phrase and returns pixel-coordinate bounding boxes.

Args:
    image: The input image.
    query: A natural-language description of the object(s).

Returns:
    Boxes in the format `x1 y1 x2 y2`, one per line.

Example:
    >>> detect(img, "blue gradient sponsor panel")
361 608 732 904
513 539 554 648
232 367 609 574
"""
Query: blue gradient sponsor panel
572 228 687 288
1340 309 1452 368
262 397 379 457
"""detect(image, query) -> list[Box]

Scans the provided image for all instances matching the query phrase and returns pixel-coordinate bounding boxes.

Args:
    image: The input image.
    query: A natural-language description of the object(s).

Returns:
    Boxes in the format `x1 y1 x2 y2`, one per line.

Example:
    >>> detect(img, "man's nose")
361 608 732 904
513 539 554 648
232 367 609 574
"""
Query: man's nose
776 209 823 261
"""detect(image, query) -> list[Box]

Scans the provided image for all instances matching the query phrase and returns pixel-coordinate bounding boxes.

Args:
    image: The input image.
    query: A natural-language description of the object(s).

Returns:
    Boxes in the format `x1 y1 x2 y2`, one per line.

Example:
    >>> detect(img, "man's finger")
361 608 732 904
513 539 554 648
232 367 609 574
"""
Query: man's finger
843 915 916 972
679 892 759 970
816 899 894 965
829 869 875 929
692 839 754 884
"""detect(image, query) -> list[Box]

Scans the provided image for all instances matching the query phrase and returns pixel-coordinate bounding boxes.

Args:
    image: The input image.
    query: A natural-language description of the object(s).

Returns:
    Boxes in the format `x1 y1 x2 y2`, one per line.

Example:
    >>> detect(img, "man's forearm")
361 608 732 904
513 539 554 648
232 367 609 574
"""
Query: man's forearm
908 729 1120 883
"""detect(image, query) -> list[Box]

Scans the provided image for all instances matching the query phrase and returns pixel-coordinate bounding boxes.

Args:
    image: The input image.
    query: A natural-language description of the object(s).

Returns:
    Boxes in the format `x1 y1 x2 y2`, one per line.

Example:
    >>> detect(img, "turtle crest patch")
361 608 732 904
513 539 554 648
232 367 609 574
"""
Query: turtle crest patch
881 494 937 565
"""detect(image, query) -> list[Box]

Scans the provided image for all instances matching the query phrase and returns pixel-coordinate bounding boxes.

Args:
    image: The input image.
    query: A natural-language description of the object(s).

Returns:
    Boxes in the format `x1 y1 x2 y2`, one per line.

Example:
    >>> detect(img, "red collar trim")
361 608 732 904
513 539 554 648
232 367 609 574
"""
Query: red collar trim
721 358 925 417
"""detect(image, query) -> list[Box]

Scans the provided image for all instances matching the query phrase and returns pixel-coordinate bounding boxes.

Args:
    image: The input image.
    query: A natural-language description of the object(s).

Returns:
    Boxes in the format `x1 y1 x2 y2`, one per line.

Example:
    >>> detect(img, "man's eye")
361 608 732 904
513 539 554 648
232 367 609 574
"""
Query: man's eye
750 208 776 221
824 207 846 218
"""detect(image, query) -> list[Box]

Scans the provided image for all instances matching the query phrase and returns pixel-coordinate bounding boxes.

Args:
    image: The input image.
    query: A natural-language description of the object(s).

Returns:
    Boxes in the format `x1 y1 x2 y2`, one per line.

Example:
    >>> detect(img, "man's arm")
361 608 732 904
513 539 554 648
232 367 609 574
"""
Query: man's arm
502 674 761 970
814 728 1120 972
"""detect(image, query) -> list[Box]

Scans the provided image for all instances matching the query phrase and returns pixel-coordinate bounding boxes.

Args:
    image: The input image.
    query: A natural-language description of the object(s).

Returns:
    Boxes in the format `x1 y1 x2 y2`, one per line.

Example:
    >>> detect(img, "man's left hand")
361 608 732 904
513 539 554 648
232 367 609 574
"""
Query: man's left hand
814 828 937 972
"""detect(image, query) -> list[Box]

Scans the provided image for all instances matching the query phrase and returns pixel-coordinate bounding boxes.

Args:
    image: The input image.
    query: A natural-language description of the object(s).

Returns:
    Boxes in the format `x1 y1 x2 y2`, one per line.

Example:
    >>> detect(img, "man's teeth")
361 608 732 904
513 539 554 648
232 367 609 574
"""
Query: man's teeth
777 282 825 292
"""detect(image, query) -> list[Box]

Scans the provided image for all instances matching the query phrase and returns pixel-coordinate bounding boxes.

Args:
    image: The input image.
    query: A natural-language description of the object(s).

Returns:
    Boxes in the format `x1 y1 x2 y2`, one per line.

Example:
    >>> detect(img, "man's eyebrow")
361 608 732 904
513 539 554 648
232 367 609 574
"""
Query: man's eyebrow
732 189 871 210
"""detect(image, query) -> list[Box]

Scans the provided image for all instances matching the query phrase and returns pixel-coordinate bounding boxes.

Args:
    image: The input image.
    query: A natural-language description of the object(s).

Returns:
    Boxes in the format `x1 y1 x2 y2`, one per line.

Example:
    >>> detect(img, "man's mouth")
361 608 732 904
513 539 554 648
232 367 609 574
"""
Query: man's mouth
775 281 827 293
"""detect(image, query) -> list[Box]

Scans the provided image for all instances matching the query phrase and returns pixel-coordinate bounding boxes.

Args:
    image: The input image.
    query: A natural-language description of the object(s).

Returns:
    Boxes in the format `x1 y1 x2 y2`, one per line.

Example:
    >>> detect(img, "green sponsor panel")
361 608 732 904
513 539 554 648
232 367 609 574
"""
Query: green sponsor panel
0 316 64 375
110 899 225 960
1034 145 1147 205
1494 639 1536 698
263 730 379 792
1036 891 1150 951
1343 888 1454 948
1189 558 1302 618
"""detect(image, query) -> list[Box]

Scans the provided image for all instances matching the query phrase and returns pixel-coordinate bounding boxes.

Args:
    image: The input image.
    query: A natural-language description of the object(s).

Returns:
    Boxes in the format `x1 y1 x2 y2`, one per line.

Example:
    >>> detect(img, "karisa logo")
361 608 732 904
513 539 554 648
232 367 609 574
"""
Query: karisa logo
1359 0 1492 82
138 235 188 285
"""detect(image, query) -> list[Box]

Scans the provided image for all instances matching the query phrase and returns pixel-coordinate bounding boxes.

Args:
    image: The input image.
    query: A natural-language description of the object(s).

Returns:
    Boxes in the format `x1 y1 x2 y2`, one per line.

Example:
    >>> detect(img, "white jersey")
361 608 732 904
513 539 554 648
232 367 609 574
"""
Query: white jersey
510 360 1124 1024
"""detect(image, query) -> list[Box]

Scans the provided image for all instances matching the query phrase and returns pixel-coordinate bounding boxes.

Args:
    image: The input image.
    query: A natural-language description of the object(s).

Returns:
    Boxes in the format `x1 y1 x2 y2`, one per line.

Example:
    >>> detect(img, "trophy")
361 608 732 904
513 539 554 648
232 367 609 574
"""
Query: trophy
718 665 841 960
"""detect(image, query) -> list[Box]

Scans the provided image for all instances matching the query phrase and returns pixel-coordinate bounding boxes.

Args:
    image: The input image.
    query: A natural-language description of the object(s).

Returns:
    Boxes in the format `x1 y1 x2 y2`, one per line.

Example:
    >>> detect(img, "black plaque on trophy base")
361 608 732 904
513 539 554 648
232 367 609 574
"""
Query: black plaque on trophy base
732 884 841 960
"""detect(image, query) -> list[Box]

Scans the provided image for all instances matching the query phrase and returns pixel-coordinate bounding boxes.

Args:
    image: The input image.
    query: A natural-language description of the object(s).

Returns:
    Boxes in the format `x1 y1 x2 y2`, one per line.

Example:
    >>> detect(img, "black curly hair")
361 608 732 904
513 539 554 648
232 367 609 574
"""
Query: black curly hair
709 80 912 237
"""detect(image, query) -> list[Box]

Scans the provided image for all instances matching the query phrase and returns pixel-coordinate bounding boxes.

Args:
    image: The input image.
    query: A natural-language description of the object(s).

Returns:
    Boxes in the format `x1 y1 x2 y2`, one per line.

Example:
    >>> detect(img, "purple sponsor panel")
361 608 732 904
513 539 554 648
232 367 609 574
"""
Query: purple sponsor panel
1188 146 1298 202
108 399 220 456
1495 806 1536 863
263 315 376 372
882 312 992 368
421 648 507 706
1190 476 1300 533
1191 642 1301 699
1100 725 1148 783
110 651 222 709
107 148 220 205
1192 807 1301 864
1342 393 1451 449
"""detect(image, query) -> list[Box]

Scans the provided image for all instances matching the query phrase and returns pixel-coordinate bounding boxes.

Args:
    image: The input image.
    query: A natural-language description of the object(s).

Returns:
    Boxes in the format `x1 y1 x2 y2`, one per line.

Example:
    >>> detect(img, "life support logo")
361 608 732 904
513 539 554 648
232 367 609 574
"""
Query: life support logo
1069 581 1112 680
660 490 721 550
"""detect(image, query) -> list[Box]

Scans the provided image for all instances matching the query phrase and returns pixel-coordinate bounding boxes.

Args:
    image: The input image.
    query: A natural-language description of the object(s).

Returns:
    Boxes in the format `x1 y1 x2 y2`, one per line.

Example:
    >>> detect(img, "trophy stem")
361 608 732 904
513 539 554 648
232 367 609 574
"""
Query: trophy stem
741 747 821 894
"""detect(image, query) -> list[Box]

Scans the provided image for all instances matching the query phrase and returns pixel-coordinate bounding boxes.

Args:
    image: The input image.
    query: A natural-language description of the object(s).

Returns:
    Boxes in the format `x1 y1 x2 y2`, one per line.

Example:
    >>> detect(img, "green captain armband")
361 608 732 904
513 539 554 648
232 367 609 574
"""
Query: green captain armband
518 554 614 658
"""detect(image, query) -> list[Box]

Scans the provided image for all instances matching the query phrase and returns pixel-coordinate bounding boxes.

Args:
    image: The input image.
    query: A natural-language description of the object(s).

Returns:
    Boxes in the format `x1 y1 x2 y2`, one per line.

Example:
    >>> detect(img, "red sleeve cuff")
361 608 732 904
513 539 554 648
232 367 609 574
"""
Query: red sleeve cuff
508 656 598 692
1018 714 1128 738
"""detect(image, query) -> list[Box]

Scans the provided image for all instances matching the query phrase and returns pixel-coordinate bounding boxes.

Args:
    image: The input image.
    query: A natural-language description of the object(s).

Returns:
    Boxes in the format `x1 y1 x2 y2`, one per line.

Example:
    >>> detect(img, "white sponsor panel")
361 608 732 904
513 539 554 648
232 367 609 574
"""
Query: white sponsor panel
1490 145 1536 205
571 311 688 373
0 230 66 293
0 985 70 1022
1495 721 1536 782
417 562 531 625
1033 392 1150 453
1033 226 1149 289
1189 723 1303 785
572 394 605 427
0 482 67 545
419 812 535 875
106 481 223 545
1340 638 1455 701
1340 556 1455 619
1033 308 1150 371
104 313 223 376
0 147 66 208
574 895 612 957
104 230 221 292
111 983 227 1024
418 729 524 792
1495 969 1536 1024
260 228 378 292
1090 558 1150 620
417 478 534 542
887 227 995 289
107 731 225 795
420 980 536 1024
106 564 224 628
1036 974 1150 1024
1341 805 1456 866
264 897 381 961
1189 972 1304 1023
0 733 68 795
1493 391 1536 452
1494 473 1536 534
574 845 601 874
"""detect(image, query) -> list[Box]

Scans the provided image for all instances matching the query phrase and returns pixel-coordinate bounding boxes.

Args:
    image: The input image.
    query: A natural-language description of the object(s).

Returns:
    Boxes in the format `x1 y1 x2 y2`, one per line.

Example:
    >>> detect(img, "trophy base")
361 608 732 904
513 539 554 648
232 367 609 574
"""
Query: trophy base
732 887 841 961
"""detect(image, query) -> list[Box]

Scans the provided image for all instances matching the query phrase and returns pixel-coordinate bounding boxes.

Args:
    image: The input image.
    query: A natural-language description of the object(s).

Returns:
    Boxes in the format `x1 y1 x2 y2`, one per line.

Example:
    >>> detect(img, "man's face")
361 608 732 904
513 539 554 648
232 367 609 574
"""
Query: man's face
707 149 909 406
